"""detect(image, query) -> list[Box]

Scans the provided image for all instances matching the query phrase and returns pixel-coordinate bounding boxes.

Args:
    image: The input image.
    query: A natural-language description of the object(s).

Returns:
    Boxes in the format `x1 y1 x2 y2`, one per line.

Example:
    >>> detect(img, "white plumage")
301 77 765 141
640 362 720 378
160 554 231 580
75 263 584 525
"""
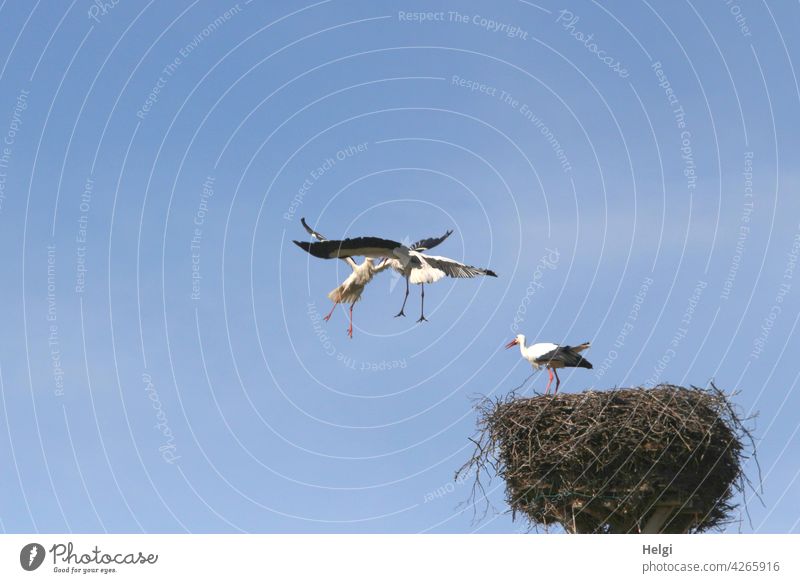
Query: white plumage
327 258 390 306
385 247 497 322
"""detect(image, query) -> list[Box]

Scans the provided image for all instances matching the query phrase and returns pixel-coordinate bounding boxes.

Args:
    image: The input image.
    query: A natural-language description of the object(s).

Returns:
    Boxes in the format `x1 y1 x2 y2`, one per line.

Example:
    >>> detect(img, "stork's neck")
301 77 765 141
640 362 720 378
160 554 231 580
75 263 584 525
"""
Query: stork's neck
517 335 528 357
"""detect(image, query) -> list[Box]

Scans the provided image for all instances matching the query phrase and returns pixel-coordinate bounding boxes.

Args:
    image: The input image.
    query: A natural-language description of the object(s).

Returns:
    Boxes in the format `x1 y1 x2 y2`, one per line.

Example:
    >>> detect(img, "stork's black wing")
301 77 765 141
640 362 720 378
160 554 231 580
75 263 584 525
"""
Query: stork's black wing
537 344 593 369
409 229 453 252
293 237 402 259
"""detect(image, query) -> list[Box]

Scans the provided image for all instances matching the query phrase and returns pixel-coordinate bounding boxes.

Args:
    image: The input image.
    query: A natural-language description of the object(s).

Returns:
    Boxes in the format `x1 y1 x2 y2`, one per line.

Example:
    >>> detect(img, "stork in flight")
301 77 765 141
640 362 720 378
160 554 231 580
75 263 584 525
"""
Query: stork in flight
294 232 497 322
382 230 498 322
295 219 450 336
505 335 592 395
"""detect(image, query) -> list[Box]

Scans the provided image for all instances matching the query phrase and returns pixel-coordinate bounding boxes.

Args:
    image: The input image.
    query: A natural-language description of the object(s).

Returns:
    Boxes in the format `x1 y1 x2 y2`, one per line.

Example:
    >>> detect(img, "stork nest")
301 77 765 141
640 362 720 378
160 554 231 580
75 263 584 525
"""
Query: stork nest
458 384 757 533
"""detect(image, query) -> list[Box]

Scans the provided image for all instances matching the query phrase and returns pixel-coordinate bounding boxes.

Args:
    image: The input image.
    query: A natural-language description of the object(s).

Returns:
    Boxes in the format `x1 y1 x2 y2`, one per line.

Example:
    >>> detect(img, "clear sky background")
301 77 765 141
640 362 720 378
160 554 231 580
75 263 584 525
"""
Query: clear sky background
0 0 798 533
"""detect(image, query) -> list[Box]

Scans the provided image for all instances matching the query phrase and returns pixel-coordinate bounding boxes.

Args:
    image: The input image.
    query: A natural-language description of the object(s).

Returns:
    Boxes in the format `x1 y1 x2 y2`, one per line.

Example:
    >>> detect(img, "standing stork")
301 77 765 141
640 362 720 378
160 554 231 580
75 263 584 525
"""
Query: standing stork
505 334 592 395
294 233 497 322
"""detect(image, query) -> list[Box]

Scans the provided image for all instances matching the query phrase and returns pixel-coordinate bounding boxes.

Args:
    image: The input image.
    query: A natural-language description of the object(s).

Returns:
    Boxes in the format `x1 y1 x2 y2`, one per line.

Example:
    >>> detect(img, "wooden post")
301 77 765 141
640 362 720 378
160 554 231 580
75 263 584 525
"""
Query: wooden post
642 504 679 533
642 503 695 534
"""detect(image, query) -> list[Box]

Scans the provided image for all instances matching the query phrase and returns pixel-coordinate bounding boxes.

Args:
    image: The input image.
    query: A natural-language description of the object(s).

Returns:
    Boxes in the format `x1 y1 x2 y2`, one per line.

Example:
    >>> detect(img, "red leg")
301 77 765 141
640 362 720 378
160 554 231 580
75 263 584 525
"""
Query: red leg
553 369 561 395
347 304 354 338
323 303 336 322
545 368 553 395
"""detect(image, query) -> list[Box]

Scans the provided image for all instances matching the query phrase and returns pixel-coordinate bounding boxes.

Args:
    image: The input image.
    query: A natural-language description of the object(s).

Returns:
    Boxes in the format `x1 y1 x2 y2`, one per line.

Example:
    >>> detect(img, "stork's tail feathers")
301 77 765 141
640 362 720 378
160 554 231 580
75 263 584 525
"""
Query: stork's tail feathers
571 342 592 368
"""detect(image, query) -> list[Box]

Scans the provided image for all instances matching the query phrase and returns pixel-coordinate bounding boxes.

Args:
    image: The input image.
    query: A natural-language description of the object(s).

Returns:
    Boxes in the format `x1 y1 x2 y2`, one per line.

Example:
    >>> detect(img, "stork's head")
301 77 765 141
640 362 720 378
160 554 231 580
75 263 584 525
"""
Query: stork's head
505 334 524 349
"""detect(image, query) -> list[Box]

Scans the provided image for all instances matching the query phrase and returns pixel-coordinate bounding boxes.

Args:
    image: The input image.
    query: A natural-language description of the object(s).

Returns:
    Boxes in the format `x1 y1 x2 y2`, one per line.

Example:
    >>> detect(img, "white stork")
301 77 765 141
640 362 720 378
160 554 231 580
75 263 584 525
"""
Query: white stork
295 219 451 336
505 335 592 395
294 232 497 322
384 246 497 322
296 218 389 338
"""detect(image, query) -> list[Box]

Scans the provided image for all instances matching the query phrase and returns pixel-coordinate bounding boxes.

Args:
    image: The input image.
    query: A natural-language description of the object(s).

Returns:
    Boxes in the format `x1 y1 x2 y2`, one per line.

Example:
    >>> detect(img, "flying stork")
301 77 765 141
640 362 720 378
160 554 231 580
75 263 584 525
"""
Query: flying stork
294 232 497 322
505 334 592 395
295 219 450 336
297 218 388 338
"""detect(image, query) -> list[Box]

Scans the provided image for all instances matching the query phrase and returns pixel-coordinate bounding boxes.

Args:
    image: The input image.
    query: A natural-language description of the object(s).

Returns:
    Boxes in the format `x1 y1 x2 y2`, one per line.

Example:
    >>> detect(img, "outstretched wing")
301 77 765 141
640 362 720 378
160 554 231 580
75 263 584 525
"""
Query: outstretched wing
300 218 361 268
293 237 403 259
409 229 453 252
300 217 328 242
419 254 498 278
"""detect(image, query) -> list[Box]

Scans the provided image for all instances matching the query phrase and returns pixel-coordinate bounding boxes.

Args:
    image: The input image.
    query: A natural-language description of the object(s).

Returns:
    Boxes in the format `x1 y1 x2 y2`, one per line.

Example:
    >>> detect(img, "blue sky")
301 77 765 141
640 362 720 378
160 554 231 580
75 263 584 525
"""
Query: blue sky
0 0 799 533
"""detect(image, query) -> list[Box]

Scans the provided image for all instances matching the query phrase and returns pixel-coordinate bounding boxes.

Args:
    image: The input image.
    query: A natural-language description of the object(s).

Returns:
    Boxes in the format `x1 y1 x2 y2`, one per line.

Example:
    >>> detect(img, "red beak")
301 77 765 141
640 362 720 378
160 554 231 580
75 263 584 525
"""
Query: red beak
505 339 518 349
